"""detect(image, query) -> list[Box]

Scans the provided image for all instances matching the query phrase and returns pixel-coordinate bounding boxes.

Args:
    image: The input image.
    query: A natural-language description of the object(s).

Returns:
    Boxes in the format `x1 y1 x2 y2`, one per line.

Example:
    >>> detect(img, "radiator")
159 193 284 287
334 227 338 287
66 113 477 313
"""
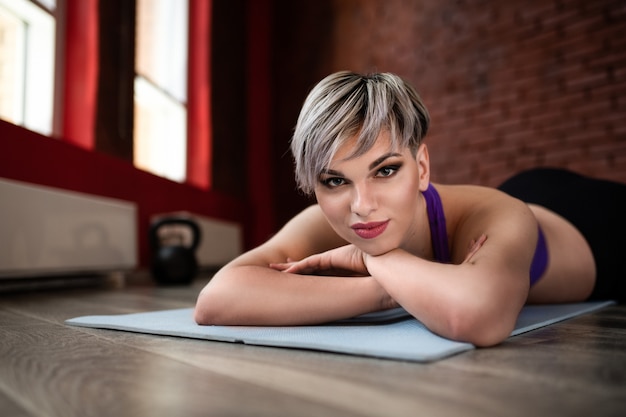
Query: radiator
0 177 137 279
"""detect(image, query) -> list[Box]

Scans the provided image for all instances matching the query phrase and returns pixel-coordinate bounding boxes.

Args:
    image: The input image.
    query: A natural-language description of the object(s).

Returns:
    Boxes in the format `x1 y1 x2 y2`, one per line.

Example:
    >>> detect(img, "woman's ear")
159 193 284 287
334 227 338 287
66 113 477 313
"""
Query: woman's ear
416 143 430 191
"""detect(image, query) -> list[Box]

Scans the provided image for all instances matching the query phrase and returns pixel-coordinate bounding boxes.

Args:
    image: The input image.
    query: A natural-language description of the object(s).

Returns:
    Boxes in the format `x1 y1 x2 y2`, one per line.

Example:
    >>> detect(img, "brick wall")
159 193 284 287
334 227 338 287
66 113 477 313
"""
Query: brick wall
327 0 626 186
270 0 625 228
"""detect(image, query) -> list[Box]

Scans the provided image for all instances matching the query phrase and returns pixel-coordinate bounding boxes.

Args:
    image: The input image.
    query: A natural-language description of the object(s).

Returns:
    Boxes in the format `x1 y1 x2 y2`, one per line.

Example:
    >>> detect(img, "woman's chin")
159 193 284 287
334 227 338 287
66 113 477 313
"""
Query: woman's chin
354 241 398 257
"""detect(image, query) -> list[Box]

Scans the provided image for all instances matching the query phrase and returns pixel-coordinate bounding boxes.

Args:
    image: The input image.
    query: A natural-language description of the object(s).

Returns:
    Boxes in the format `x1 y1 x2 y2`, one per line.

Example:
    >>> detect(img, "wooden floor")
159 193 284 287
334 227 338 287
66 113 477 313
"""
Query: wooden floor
1 276 625 417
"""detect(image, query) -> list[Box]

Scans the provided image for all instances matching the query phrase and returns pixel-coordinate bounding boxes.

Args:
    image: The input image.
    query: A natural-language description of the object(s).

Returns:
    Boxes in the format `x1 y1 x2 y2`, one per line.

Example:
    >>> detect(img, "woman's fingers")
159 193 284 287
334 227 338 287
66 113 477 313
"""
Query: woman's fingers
464 233 488 263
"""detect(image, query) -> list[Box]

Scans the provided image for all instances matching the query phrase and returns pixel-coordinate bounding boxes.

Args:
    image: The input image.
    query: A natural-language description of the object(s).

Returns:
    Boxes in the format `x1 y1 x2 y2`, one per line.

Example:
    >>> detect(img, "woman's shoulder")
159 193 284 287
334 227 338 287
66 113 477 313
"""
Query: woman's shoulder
284 204 330 228
266 204 347 256
434 183 520 209
435 182 536 234
435 183 538 263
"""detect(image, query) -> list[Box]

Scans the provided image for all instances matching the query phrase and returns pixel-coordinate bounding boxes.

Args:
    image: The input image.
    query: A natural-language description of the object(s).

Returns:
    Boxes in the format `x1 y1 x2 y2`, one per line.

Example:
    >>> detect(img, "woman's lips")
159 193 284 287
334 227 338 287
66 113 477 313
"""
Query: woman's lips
351 220 389 239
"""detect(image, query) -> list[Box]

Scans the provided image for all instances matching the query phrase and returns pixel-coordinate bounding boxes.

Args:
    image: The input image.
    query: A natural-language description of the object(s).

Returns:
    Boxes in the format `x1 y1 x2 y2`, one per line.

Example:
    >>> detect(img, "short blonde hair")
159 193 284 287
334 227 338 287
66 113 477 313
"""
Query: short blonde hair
290 71 430 195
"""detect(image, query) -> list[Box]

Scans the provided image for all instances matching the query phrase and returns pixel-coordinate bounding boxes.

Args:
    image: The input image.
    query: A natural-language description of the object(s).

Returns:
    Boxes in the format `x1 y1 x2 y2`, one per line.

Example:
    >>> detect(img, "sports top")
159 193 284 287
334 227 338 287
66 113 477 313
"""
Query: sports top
423 183 548 285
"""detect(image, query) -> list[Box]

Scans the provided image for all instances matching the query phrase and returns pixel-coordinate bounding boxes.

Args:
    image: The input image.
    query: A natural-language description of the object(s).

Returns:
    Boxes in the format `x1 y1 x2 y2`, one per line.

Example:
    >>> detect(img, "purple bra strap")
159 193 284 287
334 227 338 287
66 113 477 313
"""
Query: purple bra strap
424 183 549 284
423 183 452 263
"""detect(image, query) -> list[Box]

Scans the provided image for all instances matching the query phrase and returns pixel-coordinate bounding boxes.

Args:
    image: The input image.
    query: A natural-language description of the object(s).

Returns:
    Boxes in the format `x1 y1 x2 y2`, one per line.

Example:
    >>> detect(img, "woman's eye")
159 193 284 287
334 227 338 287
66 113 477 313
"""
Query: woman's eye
376 165 399 178
321 177 345 188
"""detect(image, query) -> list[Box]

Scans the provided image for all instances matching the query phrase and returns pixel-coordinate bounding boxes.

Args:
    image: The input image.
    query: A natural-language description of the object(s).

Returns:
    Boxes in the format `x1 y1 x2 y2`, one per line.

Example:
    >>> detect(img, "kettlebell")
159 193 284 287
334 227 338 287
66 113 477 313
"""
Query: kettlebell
149 217 201 285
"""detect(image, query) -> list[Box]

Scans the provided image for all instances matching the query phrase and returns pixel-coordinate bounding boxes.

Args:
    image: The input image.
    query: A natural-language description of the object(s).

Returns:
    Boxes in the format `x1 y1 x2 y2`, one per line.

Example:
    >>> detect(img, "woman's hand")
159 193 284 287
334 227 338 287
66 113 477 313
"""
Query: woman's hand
464 233 488 263
270 244 369 277
271 233 486 276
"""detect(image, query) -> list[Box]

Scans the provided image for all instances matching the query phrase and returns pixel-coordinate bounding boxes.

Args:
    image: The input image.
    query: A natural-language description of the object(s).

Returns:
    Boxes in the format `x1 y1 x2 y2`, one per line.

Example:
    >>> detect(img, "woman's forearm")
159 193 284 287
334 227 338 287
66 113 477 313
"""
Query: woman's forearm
365 249 526 346
194 265 391 326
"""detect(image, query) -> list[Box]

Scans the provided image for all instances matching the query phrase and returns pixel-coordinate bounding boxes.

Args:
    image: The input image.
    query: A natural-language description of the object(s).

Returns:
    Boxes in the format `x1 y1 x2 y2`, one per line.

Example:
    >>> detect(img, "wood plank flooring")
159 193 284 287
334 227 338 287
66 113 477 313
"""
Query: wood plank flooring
0 277 625 417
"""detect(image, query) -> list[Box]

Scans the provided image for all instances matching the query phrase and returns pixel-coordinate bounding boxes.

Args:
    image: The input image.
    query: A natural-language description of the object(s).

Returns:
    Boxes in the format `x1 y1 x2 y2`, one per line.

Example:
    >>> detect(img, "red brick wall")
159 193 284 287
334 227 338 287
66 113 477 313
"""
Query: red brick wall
270 0 625 229
272 0 625 191
327 0 626 186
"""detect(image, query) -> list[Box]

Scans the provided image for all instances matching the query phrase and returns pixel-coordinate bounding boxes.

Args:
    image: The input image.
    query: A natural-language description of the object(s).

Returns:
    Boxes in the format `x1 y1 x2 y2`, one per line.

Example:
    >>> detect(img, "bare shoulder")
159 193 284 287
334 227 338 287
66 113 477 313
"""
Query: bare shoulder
435 183 538 263
269 205 346 252
436 183 535 224
233 205 347 267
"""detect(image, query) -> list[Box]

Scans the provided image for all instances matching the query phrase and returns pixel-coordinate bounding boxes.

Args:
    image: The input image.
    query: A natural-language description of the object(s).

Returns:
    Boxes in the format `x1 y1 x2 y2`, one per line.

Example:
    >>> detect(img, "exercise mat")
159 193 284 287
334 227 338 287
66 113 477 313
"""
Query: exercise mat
66 301 614 362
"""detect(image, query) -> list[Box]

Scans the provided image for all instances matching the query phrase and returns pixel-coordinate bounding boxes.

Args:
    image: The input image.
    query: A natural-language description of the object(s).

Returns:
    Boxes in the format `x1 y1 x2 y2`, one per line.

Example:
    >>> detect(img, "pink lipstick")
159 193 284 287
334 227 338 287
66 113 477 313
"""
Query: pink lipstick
351 220 389 239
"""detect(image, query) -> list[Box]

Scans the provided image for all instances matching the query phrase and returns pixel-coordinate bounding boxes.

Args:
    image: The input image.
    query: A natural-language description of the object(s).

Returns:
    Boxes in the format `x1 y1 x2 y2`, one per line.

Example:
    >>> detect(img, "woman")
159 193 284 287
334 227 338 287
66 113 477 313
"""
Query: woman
194 71 625 346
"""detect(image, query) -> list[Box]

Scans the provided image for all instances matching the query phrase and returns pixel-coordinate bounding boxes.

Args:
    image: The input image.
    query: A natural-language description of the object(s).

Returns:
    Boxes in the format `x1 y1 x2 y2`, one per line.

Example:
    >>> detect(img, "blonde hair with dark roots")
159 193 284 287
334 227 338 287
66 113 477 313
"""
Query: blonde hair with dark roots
290 71 430 195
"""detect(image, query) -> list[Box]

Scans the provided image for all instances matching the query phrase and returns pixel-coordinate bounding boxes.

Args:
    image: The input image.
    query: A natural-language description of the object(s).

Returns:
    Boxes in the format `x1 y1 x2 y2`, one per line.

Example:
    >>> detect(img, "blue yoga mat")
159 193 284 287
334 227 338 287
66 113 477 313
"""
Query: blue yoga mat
66 301 614 362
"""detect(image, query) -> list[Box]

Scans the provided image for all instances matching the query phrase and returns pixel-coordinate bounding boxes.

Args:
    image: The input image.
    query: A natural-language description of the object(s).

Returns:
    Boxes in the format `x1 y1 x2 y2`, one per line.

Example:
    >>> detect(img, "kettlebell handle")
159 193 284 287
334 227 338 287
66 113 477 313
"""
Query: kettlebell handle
149 217 201 251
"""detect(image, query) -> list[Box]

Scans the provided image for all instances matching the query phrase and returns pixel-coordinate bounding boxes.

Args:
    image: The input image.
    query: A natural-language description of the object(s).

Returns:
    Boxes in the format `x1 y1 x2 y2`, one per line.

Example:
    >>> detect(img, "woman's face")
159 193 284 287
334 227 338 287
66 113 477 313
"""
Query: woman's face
314 131 430 256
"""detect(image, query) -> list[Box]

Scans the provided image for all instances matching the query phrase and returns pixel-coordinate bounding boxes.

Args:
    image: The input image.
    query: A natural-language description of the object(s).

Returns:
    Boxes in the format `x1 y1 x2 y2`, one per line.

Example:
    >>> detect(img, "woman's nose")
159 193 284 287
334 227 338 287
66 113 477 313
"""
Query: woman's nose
351 183 377 217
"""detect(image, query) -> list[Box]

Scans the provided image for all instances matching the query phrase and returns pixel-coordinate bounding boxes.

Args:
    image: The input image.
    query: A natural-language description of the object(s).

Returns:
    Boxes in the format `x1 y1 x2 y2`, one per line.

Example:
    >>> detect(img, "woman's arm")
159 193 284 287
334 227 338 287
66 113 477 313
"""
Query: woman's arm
194 205 394 326
279 190 535 345
365 194 535 346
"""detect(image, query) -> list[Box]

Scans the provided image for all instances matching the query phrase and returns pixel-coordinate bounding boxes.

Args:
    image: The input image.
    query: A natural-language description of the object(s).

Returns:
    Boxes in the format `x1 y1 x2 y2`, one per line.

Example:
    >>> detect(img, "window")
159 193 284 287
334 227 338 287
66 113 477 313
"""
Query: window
0 0 55 136
1 0 212 189
134 0 189 183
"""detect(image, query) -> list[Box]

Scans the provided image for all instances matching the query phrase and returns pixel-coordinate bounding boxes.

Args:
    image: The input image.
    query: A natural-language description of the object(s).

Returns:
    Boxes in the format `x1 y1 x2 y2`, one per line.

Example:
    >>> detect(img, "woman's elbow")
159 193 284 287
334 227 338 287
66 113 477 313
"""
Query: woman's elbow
194 287 231 325
193 296 215 325
444 307 516 347
463 323 513 347
194 303 214 325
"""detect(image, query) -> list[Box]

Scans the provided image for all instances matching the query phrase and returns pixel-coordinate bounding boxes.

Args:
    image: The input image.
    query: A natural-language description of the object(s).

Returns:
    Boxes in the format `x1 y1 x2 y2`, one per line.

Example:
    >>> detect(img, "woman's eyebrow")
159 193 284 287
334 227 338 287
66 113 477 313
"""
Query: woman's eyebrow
369 153 402 170
320 168 343 177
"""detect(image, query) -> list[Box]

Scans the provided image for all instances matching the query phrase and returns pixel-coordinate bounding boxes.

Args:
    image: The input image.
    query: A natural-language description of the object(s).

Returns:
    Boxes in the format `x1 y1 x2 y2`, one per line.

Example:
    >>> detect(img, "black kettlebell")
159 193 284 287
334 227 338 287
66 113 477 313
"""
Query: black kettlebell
149 217 201 285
